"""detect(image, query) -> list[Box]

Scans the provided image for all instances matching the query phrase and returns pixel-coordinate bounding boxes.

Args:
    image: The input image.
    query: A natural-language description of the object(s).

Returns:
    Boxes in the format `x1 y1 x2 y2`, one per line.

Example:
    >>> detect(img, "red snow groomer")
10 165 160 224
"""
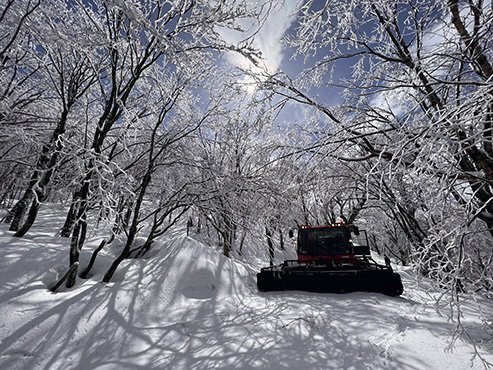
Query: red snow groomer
257 224 404 296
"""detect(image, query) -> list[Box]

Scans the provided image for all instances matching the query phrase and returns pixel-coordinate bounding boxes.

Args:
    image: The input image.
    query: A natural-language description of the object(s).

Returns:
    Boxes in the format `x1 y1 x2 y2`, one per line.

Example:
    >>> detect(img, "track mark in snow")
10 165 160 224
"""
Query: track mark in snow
1 349 36 358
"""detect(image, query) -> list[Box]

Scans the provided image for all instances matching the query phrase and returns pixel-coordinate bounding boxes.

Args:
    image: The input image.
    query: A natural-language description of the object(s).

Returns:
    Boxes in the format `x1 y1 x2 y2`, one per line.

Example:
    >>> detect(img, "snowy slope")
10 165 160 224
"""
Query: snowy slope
0 210 492 369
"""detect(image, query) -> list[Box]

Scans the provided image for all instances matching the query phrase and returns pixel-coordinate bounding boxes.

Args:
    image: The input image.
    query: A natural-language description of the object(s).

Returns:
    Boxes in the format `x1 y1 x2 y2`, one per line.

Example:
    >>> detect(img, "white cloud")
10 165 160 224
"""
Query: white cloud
217 1 301 75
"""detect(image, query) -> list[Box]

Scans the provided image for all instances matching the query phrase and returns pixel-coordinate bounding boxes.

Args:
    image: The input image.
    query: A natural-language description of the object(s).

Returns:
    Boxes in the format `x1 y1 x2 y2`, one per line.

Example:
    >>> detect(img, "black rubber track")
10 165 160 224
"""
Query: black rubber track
257 268 404 297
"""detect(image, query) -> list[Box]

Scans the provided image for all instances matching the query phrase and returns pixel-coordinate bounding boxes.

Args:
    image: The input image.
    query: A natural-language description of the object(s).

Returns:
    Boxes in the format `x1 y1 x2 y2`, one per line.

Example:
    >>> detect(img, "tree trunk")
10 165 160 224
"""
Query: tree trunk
111 196 125 234
279 229 284 250
103 222 138 282
102 254 126 283
222 230 232 257
239 230 246 256
66 222 82 288
122 200 133 233
102 171 151 282
221 214 234 257
50 262 79 292
14 194 42 237
80 234 114 279
266 226 275 266
65 185 89 288
7 192 31 231
135 239 154 259
10 107 70 233
61 193 80 237
187 217 193 236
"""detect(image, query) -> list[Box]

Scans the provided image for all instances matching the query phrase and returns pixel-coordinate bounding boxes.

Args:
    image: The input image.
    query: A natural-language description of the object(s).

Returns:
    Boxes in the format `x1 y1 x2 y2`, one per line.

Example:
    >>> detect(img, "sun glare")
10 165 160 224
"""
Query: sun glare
239 75 258 95
236 58 274 96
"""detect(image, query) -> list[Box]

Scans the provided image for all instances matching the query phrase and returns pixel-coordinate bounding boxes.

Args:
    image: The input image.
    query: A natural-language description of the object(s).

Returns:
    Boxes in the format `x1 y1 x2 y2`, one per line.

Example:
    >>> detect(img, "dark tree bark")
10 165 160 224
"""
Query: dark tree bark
61 193 79 237
80 234 115 279
102 170 152 282
279 228 285 250
7 191 31 230
266 226 275 266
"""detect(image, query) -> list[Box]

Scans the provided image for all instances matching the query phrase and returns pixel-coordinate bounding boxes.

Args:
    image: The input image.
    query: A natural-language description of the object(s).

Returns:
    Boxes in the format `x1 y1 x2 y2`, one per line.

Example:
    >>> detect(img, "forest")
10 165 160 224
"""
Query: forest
1 0 492 309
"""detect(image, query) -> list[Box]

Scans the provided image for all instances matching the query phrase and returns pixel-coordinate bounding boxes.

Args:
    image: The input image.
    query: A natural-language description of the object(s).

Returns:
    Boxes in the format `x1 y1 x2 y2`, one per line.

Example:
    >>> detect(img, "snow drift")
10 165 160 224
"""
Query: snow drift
0 218 492 369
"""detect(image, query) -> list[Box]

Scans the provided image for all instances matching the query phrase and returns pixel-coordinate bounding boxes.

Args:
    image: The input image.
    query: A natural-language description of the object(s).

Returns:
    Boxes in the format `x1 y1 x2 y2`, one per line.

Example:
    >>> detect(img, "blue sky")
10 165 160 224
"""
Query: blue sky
215 0 349 132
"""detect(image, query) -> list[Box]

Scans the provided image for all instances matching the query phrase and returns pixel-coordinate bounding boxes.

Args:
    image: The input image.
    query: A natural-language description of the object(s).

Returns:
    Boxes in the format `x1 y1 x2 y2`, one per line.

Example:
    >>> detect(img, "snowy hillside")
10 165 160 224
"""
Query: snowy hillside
0 211 492 370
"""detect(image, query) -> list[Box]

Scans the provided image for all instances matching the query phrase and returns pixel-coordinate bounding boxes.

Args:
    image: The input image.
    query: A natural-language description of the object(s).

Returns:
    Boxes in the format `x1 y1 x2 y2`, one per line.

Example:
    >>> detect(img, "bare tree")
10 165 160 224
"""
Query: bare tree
101 70 216 282
55 0 277 287
8 14 100 235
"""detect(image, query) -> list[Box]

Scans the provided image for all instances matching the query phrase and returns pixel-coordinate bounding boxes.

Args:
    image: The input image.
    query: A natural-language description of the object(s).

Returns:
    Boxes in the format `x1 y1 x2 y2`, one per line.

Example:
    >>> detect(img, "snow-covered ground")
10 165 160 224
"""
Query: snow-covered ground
0 209 492 369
